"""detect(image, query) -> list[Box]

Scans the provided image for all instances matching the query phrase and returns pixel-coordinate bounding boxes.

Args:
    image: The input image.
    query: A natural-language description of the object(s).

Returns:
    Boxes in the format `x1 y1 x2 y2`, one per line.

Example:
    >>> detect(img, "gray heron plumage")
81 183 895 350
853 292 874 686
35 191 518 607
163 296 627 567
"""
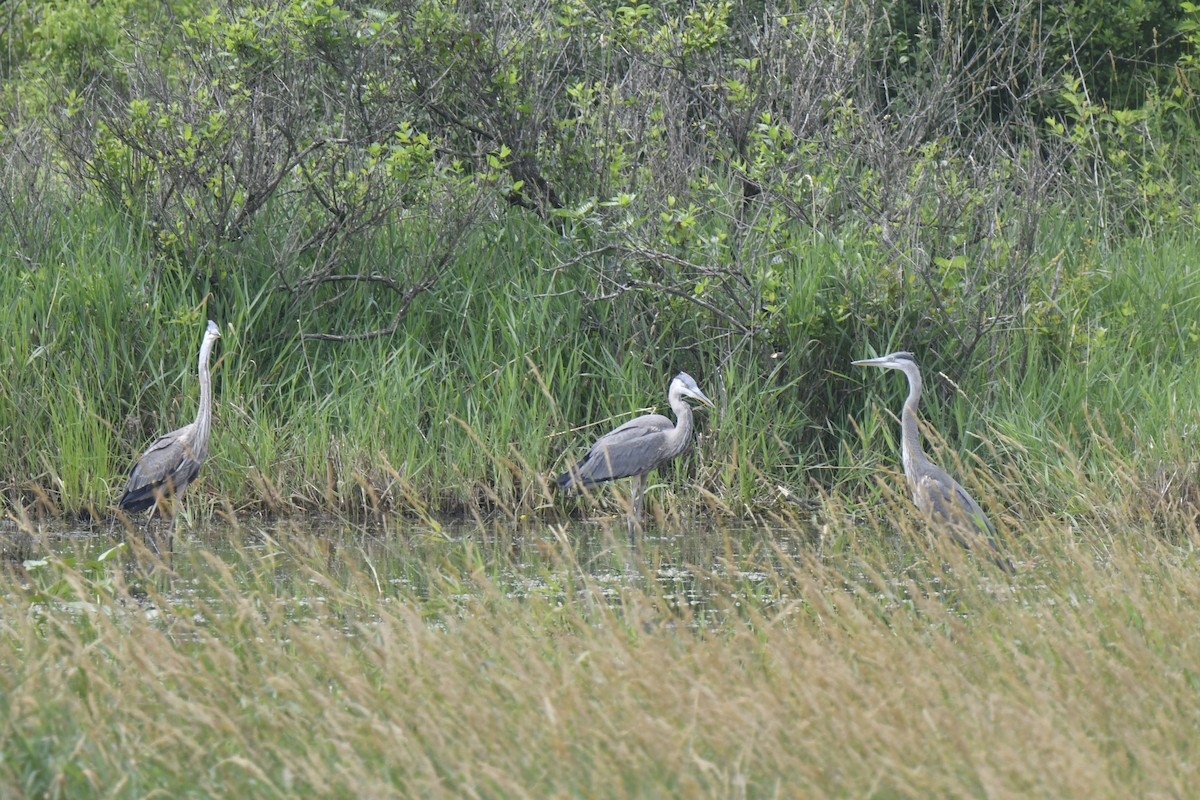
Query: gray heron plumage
556 372 714 534
119 320 221 514
852 351 1011 571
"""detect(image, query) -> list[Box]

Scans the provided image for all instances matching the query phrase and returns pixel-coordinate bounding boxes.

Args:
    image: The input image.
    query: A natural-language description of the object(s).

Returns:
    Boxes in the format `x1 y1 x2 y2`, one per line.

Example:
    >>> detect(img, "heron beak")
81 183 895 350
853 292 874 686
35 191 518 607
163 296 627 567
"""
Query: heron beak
693 390 715 409
851 356 890 368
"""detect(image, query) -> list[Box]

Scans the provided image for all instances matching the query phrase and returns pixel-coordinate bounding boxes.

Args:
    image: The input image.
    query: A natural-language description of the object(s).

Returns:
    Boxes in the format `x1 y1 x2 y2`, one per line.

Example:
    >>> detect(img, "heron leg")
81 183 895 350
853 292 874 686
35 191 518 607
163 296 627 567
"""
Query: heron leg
628 473 647 543
144 496 177 565
144 503 162 557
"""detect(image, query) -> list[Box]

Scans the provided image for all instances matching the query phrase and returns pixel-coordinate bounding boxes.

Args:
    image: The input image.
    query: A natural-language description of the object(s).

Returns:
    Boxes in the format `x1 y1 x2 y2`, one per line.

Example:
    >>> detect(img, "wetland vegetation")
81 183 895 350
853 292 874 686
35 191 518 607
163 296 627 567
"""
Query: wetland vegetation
4 0 1200 795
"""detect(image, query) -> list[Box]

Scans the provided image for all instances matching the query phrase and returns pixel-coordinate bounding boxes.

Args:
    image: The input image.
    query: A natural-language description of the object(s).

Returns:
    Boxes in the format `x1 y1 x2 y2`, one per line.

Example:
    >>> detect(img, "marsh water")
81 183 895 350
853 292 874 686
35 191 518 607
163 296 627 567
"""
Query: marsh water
11 516 830 624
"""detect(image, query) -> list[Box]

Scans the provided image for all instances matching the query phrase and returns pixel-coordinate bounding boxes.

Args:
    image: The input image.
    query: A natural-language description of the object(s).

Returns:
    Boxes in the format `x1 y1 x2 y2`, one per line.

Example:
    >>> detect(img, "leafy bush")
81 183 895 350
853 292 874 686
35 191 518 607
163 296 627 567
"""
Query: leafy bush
4 0 1200 513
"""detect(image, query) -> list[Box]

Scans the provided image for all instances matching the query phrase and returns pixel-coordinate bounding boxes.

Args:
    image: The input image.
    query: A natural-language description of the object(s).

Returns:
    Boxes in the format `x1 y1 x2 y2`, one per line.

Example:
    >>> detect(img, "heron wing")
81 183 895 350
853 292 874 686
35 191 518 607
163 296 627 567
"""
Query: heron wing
119 424 205 511
913 465 997 538
913 470 1012 571
557 414 674 487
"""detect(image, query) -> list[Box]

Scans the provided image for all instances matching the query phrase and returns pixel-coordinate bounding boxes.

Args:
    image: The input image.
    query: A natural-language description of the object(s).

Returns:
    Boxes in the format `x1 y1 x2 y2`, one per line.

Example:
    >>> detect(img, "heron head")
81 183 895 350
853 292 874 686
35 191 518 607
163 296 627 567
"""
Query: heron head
851 351 918 372
671 372 715 408
206 320 221 339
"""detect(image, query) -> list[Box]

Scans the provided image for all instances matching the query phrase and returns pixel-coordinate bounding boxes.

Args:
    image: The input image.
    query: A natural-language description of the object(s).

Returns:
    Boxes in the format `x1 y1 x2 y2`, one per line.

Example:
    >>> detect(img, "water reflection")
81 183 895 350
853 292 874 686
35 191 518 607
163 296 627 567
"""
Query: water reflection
13 516 819 625
3 512 1027 644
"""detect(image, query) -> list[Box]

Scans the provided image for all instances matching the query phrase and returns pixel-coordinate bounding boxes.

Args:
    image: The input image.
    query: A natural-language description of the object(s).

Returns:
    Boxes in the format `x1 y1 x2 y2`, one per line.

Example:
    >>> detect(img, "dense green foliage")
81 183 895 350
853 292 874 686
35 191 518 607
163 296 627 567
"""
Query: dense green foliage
2 0 1200 518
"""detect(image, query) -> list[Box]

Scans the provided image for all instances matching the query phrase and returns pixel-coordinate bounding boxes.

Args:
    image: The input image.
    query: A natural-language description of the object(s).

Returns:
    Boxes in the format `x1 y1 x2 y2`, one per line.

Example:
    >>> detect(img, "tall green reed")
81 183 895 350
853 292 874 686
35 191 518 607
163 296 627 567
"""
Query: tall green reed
3 186 1200 527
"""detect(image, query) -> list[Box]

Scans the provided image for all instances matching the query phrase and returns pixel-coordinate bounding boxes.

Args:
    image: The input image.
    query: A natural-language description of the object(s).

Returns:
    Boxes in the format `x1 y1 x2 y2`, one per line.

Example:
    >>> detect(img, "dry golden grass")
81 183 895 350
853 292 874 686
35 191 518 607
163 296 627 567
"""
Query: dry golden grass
3 432 1200 799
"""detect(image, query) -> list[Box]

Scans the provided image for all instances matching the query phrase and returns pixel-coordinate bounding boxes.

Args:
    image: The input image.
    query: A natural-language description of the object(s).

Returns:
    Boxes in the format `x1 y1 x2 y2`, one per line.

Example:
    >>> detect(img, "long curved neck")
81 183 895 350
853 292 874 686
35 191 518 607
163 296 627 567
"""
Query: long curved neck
194 334 216 457
898 363 929 479
664 385 695 460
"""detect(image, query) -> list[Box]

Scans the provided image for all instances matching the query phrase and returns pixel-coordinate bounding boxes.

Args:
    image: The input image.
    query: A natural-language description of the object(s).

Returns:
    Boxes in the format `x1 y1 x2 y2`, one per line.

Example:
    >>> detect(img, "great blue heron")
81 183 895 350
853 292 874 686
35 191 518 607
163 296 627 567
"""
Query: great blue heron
555 372 715 536
852 351 1011 571
119 320 221 518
